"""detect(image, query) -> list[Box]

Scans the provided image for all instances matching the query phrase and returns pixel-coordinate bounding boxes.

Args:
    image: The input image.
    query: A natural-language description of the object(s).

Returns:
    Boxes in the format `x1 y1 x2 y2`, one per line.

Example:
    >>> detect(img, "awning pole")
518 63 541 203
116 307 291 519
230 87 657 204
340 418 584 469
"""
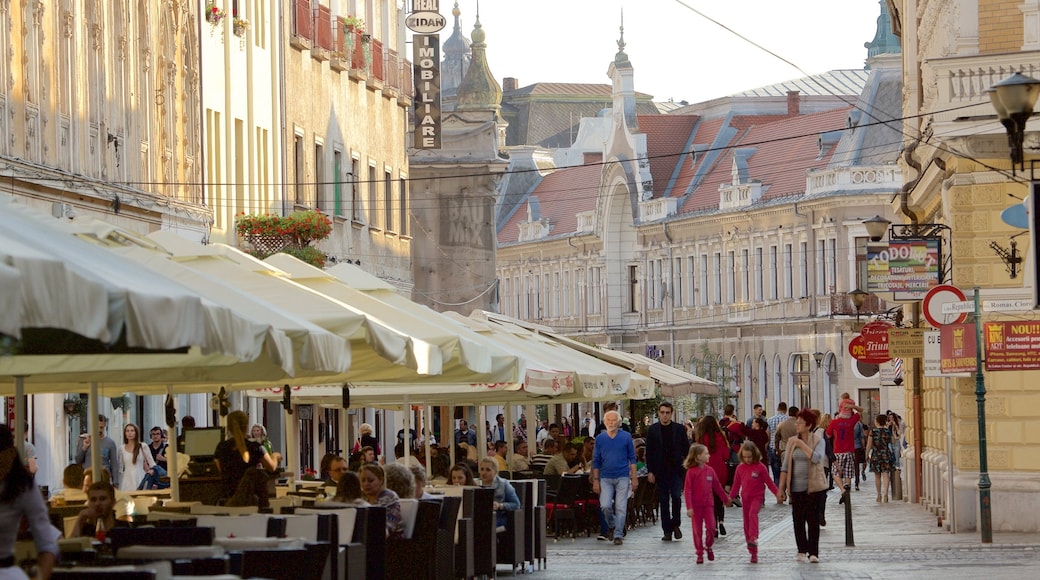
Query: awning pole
88 383 102 483
424 404 433 479
167 384 180 502
13 377 25 459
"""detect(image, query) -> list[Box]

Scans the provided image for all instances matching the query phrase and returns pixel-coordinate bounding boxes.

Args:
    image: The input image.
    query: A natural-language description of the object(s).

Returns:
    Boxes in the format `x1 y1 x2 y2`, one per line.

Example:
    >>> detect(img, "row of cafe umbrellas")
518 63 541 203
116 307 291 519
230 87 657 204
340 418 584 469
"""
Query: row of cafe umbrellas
1 195 716 492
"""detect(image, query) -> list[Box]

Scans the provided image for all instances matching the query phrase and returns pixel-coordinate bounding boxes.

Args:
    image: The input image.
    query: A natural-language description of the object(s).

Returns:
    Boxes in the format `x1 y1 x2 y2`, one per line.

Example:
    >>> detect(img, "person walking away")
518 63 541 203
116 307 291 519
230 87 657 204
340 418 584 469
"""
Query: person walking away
695 416 730 537
777 409 828 564
645 402 690 541
866 413 896 502
854 419 866 490
824 405 861 503
766 403 789 484
0 425 57 579
683 443 731 564
591 410 637 546
729 441 779 563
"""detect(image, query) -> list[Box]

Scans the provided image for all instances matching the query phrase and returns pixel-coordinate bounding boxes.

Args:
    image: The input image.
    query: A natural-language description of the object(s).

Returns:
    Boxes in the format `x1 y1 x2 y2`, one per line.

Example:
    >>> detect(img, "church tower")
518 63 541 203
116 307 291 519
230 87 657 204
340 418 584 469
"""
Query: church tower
408 4 509 315
441 2 471 98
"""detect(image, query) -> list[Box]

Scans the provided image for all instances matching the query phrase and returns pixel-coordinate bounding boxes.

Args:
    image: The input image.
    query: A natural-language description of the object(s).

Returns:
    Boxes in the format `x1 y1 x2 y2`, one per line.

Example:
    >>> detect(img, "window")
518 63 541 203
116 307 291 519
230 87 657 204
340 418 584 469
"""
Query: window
800 241 809 297
368 162 377 226
629 265 640 312
350 157 361 221
826 238 837 294
769 245 778 300
687 256 696 306
333 149 343 216
673 257 683 308
563 271 571 316
314 140 325 210
399 177 408 235
702 254 711 305
742 249 750 302
552 272 560 318
712 253 722 305
754 247 763 301
727 251 735 304
543 274 550 318
293 131 305 205
384 169 393 231
783 243 793 298
855 236 870 290
590 267 602 314
648 260 656 309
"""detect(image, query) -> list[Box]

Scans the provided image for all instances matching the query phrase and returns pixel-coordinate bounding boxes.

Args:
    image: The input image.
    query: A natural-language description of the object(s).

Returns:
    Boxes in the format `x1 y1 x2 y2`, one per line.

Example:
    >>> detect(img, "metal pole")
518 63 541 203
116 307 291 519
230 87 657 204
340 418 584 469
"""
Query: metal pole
912 302 924 502
973 287 992 543
944 376 956 532
844 487 855 547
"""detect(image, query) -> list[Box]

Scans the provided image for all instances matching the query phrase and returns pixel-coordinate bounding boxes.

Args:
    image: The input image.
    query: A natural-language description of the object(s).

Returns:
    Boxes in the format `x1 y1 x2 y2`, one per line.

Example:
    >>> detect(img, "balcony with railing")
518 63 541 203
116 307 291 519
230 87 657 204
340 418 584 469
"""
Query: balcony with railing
311 5 332 61
829 290 887 317
330 16 350 71
928 51 1040 125
290 0 312 49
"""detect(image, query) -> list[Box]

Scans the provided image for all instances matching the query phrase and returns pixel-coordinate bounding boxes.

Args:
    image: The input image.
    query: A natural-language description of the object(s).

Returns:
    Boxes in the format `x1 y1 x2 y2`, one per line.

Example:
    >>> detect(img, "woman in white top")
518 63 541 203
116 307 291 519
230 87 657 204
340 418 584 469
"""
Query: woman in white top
120 423 154 491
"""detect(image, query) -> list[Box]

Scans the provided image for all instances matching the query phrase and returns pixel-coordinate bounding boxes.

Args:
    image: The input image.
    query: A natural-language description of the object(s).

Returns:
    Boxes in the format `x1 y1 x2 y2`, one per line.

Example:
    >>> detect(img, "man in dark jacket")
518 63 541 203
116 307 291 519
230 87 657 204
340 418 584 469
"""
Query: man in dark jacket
645 401 691 541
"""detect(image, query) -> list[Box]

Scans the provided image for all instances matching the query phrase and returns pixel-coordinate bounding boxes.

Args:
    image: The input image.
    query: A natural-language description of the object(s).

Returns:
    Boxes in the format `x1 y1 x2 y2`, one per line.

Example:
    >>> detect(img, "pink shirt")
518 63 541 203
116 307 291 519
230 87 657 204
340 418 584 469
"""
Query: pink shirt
729 462 778 502
683 464 729 509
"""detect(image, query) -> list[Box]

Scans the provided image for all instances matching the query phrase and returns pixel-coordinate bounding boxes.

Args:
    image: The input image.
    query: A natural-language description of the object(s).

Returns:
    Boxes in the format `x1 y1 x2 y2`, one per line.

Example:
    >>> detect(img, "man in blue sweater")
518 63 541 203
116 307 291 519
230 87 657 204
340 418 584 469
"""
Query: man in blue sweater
591 410 637 545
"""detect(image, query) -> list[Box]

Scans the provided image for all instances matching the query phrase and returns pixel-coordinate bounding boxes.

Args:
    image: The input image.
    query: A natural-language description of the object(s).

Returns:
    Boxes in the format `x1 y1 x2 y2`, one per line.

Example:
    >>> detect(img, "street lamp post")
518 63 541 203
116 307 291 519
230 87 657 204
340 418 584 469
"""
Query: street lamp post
971 71 1040 543
848 288 869 321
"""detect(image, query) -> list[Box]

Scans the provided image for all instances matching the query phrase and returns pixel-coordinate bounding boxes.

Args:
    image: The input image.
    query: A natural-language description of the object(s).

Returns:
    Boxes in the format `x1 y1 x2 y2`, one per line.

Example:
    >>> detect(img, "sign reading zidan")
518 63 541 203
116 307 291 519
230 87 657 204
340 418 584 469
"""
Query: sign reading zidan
413 34 441 149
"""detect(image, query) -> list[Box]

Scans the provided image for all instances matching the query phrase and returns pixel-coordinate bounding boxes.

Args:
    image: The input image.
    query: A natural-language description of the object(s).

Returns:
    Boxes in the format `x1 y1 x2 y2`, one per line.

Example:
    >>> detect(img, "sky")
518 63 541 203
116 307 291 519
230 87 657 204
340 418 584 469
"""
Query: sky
438 0 885 105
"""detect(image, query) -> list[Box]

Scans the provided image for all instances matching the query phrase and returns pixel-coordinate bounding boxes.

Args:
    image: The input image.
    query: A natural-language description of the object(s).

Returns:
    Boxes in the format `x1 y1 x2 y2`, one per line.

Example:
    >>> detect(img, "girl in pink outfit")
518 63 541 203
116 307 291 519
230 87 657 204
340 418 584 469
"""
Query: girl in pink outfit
683 443 731 564
729 441 780 563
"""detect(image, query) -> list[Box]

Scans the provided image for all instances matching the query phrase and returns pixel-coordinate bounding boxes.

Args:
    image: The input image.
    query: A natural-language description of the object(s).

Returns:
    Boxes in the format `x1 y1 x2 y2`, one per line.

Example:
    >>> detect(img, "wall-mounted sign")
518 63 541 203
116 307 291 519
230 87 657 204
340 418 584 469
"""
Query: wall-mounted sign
866 238 941 300
984 321 1040 371
939 322 976 374
887 327 924 358
413 34 441 149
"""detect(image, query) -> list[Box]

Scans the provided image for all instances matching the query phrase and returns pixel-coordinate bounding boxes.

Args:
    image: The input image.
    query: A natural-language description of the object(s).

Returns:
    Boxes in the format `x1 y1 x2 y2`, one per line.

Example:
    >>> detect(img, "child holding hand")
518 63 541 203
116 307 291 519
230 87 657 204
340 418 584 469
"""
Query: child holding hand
683 443 731 564
729 441 780 563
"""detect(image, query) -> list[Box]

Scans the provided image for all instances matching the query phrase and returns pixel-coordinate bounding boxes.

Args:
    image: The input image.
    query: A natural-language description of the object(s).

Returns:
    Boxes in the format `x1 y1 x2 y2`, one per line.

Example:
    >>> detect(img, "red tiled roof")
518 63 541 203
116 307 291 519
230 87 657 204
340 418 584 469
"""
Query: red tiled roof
497 163 602 245
637 115 700 198
679 107 853 213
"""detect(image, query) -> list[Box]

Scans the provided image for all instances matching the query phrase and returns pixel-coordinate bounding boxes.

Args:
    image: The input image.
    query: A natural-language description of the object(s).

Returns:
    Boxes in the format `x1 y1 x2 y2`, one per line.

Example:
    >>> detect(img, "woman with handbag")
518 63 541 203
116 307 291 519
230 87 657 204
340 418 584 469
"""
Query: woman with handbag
695 415 731 537
776 408 828 564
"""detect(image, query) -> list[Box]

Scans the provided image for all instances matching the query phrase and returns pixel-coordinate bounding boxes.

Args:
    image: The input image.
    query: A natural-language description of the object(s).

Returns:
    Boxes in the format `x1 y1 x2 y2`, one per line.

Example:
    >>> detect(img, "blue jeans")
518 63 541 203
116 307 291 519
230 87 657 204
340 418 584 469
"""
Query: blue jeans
599 476 631 539
656 471 684 534
139 465 169 490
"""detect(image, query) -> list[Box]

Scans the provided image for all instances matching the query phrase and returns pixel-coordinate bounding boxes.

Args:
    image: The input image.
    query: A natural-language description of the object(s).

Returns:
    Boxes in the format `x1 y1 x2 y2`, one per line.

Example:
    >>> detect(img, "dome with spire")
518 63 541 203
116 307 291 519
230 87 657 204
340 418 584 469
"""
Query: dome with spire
456 7 502 113
443 1 471 56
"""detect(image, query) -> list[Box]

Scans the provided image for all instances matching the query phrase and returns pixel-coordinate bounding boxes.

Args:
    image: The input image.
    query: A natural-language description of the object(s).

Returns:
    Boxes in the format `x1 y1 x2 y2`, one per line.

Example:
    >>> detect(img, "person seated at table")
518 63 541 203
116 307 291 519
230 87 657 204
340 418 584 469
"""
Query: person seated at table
543 442 581 476
492 441 509 473
476 457 520 532
225 469 271 509
323 455 348 487
353 446 379 470
0 423 57 580
530 439 556 473
250 423 274 456
215 411 282 502
383 463 416 502
80 467 112 492
579 437 595 471
359 464 404 538
72 481 130 538
409 466 438 499
394 442 424 469
331 471 367 505
50 464 88 505
449 463 476 486
509 440 531 472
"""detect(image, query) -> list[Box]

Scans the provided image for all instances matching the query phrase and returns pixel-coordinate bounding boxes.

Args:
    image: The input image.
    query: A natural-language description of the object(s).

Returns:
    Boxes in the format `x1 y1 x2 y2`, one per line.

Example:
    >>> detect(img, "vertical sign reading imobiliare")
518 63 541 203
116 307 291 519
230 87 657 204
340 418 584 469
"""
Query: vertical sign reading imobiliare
408 1 446 149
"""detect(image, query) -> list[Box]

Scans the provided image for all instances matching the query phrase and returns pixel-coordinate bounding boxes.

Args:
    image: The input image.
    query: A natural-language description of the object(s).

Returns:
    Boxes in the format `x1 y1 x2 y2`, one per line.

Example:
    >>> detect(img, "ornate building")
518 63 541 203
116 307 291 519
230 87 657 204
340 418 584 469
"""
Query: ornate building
889 0 1040 532
495 12 904 422
0 0 208 491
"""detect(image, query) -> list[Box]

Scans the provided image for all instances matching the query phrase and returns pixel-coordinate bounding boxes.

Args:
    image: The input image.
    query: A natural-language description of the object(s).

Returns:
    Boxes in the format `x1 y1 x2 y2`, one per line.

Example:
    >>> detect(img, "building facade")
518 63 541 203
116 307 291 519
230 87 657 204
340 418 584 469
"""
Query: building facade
890 0 1040 532
1 0 210 490
495 21 905 423
280 0 413 284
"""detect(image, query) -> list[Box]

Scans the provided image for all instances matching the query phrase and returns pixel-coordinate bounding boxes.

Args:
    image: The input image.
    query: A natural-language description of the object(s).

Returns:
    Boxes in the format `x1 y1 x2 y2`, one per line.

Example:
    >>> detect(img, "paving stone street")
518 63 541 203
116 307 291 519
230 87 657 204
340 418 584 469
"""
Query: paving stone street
527 485 1040 579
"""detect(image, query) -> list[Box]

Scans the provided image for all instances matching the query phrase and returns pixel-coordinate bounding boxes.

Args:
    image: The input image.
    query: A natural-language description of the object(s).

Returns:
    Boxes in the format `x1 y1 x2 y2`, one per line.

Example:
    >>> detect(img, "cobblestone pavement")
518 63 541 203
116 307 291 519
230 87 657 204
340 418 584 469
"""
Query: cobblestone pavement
514 485 1040 579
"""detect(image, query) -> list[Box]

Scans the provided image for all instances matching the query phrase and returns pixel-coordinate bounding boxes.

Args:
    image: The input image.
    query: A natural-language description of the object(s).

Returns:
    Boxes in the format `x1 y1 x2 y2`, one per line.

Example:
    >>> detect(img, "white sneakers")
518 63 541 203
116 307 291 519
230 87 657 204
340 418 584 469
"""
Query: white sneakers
809 555 820 563
796 553 806 563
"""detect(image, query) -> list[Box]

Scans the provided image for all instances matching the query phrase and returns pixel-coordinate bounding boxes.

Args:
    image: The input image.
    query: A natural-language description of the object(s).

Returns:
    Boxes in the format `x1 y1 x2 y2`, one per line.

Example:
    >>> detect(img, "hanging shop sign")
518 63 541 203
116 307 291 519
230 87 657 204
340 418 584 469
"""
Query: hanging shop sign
866 238 941 299
413 34 441 149
848 320 893 364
